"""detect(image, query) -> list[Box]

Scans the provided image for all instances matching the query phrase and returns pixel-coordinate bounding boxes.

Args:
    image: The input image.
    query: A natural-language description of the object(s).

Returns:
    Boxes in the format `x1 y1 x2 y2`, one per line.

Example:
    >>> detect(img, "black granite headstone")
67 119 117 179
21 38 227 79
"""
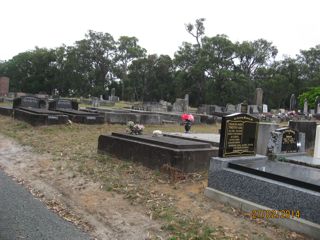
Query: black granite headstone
13 96 45 109
57 99 73 109
278 128 299 153
219 113 259 158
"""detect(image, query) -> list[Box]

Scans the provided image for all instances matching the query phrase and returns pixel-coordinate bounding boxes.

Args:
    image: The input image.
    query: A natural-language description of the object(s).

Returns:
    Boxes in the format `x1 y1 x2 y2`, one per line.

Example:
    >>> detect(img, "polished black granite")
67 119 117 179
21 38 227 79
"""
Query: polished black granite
111 133 211 149
229 159 320 191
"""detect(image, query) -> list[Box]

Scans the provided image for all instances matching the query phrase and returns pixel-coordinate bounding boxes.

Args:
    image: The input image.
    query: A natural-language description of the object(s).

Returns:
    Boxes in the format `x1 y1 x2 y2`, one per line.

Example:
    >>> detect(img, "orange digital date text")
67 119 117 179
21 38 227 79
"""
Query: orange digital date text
251 209 300 219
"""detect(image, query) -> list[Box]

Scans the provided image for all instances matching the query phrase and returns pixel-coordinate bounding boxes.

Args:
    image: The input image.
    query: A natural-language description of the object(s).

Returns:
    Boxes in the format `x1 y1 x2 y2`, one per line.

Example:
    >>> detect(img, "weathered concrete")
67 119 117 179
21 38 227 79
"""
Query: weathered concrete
98 133 218 172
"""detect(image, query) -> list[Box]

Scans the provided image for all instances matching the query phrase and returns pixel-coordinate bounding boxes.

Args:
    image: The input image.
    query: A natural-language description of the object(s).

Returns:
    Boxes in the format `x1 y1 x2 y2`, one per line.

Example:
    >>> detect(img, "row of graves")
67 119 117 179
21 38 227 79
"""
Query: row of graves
97 113 320 238
0 96 104 125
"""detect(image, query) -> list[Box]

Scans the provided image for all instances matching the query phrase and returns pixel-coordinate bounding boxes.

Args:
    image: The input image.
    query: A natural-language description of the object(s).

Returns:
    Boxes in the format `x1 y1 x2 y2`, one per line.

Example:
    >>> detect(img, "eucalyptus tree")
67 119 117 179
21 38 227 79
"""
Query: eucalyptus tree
115 36 146 100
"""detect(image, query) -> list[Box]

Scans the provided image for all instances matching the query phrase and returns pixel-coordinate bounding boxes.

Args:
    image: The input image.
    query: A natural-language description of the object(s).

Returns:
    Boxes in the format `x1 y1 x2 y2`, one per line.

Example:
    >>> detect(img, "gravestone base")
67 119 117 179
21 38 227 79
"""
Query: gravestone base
14 108 68 126
0 106 13 116
55 109 105 124
207 156 320 227
98 132 218 172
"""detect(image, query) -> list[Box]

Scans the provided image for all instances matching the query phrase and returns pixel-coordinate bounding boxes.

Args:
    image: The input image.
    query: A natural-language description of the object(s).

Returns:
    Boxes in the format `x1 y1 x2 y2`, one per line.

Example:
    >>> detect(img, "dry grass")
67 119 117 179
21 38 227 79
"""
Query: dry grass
0 116 223 239
0 116 305 240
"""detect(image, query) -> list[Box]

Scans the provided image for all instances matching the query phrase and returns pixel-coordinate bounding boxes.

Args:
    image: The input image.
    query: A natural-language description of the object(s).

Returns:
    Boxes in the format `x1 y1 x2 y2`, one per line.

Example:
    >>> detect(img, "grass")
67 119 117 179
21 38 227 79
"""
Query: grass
0 116 224 239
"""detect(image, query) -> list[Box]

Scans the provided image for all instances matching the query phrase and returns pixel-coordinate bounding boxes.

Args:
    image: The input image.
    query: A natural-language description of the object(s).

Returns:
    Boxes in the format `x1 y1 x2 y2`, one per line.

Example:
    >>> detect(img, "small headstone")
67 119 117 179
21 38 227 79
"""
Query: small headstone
310 109 315 115
267 127 304 154
111 88 115 97
317 103 320 115
57 99 73 109
303 98 308 115
226 104 236 113
218 113 259 158
249 105 259 114
240 101 248 113
262 104 268 113
289 94 297 111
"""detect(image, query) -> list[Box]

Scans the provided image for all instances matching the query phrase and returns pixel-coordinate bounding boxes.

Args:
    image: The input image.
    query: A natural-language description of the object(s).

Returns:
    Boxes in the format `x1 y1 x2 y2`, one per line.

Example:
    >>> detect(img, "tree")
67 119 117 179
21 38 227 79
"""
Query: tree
0 48 57 93
73 30 117 96
185 18 206 48
115 36 146 100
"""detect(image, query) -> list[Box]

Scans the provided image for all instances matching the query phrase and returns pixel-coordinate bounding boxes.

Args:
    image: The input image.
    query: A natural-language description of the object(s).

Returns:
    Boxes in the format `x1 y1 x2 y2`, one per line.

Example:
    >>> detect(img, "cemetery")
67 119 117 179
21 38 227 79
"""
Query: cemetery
2 19 320 239
12 96 69 126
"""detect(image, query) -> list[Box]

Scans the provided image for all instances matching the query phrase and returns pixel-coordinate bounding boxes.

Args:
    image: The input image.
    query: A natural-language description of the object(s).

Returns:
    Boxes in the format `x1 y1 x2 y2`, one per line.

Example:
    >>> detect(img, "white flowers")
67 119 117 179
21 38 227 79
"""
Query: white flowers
126 121 144 135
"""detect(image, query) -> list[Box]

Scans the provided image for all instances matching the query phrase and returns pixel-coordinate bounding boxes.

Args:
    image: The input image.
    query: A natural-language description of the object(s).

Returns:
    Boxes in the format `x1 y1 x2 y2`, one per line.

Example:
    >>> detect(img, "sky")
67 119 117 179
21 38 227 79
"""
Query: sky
1 0 320 61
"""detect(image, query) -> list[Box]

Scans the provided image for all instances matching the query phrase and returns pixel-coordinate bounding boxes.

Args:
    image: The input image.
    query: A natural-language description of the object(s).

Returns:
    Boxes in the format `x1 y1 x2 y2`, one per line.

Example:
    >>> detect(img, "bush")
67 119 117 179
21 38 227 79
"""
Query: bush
298 87 320 109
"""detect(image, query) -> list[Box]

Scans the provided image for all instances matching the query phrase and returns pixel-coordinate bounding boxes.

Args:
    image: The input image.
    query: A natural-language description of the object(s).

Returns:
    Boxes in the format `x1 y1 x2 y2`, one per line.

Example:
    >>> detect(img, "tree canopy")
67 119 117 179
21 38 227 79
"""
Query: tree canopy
1 19 320 109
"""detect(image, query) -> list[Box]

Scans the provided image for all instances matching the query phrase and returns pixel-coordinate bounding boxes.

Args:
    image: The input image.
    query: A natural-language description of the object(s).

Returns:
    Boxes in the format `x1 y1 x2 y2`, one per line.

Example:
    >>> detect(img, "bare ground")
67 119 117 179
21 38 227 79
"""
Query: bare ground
0 117 309 240
0 135 166 240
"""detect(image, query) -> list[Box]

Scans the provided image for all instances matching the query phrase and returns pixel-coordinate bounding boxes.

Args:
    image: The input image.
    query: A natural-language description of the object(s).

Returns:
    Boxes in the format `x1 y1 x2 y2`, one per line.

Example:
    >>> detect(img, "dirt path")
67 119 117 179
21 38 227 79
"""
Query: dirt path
0 134 167 240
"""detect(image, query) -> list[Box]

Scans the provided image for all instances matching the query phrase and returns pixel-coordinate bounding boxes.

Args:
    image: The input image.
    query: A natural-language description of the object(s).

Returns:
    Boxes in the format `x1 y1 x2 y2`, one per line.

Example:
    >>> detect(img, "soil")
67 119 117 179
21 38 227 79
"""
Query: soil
0 134 167 240
0 133 307 240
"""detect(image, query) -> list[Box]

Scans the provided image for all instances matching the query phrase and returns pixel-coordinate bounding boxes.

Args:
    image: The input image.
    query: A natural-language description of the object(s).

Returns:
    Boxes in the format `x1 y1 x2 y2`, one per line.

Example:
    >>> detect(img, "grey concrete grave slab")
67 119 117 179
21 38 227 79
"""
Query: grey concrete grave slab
98 132 218 172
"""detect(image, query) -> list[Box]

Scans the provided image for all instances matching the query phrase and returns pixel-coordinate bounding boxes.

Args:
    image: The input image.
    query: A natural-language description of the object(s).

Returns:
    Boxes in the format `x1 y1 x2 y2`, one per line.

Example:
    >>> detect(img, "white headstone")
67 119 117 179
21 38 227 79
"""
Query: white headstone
317 103 320 114
314 125 320 159
262 104 268 113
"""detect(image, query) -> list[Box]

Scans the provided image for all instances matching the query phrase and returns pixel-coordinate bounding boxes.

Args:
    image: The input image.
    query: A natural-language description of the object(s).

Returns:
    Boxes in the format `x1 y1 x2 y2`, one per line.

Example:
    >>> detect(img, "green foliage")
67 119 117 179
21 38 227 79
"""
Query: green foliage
2 20 320 109
298 87 320 108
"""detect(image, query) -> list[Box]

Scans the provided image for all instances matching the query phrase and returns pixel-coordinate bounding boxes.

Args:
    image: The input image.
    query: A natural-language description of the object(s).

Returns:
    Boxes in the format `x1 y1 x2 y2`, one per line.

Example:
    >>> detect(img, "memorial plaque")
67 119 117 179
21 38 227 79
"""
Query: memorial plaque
279 128 299 153
219 113 259 157
57 99 72 109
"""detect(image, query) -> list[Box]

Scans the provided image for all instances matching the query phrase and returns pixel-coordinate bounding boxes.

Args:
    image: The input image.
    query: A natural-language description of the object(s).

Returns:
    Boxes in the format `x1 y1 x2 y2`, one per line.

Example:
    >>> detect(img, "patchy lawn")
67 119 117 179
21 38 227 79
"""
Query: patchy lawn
0 116 307 240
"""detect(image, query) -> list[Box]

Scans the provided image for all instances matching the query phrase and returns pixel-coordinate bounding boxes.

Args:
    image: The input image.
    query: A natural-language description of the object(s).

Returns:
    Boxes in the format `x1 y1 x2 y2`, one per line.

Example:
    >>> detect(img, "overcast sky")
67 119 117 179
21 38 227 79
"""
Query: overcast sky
1 0 320 61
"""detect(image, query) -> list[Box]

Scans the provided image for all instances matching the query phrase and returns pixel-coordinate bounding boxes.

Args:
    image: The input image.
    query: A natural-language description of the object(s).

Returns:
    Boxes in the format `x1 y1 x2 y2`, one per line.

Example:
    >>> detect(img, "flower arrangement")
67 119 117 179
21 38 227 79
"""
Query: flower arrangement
126 121 144 135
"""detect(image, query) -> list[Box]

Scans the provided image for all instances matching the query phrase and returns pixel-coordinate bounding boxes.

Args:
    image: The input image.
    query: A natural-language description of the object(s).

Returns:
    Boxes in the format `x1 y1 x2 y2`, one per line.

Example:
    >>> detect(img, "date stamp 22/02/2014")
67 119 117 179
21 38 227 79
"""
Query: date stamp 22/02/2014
251 209 301 219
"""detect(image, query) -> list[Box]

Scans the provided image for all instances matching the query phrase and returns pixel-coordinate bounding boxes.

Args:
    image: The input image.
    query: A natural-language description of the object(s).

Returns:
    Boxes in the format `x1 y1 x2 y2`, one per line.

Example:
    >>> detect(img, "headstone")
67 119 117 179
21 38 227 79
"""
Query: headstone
218 113 259 158
289 120 317 149
262 104 268 113
254 88 263 106
173 98 187 113
0 76 9 97
256 122 279 155
303 98 308 115
249 105 259 114
57 99 73 109
310 109 315 115
226 104 236 113
267 127 306 155
240 101 248 114
111 88 115 97
317 103 320 115
314 125 320 159
289 94 297 111
20 96 41 108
